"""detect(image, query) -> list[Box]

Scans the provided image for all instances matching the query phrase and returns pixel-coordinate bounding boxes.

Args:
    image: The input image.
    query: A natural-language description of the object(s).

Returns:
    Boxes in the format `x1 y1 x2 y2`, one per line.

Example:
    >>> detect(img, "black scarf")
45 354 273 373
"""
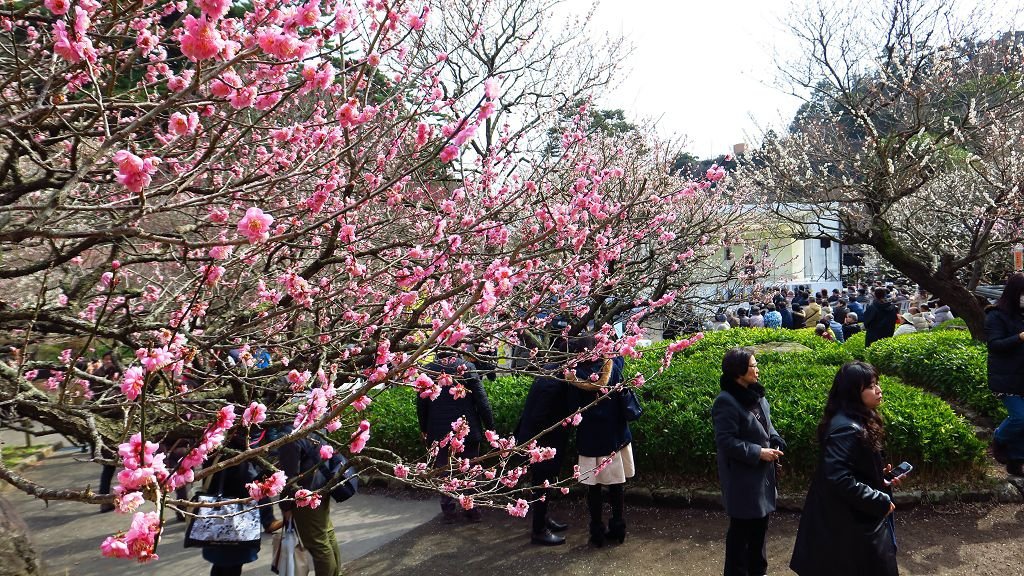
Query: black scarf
720 375 765 409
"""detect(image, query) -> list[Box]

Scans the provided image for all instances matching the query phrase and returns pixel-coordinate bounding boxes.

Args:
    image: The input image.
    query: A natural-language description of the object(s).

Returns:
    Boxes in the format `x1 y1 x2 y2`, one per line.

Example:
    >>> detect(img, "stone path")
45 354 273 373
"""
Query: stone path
4 440 1024 575
1 447 437 576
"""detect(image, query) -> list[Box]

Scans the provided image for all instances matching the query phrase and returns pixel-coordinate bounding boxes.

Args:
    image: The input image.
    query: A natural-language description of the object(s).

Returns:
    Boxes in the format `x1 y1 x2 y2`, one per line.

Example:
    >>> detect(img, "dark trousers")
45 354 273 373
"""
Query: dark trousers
996 396 1024 462
530 468 558 534
436 443 479 515
724 515 769 576
210 566 242 576
99 464 115 494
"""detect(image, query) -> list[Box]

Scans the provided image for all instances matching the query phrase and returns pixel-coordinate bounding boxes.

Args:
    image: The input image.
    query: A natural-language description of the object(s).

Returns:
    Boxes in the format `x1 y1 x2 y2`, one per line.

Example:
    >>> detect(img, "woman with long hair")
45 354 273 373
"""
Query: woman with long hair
790 361 899 576
988 272 1024 475
712 348 786 576
566 335 633 548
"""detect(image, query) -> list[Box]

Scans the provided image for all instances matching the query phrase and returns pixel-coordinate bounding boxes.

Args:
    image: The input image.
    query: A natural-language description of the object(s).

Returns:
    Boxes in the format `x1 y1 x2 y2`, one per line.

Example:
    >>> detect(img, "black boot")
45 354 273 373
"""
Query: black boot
1008 461 1024 477
587 485 605 548
546 517 569 532
531 496 548 535
530 497 565 545
992 439 1009 465
531 529 566 546
606 483 626 544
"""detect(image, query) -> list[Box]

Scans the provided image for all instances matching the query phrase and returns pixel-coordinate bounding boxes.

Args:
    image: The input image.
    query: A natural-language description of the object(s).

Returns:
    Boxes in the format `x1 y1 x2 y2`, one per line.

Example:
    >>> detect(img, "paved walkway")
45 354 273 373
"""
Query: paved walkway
4 442 1024 575
1 447 438 576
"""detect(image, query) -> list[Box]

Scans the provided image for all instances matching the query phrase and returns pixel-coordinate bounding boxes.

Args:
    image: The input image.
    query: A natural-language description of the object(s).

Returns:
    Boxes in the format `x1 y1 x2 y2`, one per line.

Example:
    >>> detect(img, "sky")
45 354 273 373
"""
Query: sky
562 0 805 159
561 0 1021 160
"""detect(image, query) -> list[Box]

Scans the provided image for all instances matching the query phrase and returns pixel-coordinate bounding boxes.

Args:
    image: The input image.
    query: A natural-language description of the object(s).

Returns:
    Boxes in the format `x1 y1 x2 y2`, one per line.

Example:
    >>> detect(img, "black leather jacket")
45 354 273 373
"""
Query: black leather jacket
790 413 897 576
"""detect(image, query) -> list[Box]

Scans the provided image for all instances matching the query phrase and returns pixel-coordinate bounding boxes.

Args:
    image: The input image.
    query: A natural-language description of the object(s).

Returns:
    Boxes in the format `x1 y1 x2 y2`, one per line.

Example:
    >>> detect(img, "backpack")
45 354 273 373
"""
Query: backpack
302 435 360 503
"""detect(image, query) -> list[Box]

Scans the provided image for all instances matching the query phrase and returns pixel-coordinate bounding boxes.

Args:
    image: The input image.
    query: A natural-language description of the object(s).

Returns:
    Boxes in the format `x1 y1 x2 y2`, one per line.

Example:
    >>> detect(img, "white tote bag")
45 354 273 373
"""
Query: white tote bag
271 521 311 576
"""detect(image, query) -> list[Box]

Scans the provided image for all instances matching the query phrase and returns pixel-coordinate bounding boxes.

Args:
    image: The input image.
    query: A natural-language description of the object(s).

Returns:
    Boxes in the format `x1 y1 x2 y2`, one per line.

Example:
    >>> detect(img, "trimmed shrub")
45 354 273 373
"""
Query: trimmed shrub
933 317 967 331
843 331 867 361
370 328 984 481
865 330 1002 419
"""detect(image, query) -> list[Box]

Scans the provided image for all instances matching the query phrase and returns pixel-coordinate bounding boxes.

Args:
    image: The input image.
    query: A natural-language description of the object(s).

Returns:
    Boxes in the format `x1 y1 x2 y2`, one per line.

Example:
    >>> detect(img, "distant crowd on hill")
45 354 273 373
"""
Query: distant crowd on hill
689 283 954 347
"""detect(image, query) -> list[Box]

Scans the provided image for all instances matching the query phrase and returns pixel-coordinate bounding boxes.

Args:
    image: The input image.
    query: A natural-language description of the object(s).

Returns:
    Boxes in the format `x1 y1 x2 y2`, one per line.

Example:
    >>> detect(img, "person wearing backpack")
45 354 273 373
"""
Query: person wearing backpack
278 429 343 576
418 349 496 523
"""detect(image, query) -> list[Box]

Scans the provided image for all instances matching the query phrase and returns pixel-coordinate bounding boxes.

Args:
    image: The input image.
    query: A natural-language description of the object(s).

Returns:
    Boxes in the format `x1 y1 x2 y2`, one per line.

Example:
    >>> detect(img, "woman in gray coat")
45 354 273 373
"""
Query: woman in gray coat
712 348 787 576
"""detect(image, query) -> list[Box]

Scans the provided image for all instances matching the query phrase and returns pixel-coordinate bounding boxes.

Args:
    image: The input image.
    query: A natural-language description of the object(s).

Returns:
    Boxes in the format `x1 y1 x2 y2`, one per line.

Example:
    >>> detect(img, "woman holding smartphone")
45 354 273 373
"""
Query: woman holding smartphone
712 348 786 576
790 361 900 576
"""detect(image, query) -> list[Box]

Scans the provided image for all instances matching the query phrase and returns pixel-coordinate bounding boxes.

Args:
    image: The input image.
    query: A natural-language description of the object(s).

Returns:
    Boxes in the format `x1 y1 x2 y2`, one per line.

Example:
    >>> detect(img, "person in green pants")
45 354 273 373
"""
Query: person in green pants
279 427 343 576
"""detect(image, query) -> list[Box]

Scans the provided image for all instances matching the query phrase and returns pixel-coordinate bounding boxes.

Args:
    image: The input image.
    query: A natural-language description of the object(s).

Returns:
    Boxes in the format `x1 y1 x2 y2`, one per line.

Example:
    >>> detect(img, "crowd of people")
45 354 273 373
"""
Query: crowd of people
704 283 955 348
16 277 1024 576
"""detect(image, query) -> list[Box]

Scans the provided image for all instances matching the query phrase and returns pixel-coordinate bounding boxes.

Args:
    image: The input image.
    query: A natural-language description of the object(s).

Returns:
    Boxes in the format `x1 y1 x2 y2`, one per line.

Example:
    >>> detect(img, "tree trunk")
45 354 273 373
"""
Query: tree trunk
870 228 988 339
0 495 41 576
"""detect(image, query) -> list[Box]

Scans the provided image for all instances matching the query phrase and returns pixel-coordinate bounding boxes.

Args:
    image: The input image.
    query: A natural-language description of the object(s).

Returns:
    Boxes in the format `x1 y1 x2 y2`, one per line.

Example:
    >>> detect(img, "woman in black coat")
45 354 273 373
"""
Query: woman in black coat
515 338 573 546
566 336 632 548
201 437 261 576
790 361 899 576
712 348 786 576
987 273 1024 475
417 350 495 522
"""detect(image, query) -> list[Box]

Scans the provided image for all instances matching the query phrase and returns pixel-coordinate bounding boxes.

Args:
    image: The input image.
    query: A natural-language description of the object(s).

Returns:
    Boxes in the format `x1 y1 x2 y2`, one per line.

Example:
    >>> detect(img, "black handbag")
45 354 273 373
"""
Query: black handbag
620 388 643 421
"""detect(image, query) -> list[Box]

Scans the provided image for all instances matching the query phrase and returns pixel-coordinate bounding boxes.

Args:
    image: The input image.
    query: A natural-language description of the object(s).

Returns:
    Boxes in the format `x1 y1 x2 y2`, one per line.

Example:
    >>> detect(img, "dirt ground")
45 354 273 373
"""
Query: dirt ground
347 497 1024 576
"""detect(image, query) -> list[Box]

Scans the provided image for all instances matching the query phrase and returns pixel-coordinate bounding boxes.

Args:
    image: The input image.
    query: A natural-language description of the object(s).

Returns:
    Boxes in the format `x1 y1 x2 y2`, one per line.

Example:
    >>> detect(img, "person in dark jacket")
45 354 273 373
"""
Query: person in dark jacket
790 361 900 576
418 350 495 522
778 300 794 330
278 429 343 576
515 338 573 546
986 273 1024 476
790 303 806 330
712 348 786 576
848 297 865 318
863 287 898 347
201 435 261 576
566 336 632 548
841 312 863 341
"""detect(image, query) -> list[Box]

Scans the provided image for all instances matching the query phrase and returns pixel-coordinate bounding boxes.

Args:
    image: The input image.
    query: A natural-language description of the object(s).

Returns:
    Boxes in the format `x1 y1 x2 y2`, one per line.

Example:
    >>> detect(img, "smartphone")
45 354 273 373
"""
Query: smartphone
884 461 913 482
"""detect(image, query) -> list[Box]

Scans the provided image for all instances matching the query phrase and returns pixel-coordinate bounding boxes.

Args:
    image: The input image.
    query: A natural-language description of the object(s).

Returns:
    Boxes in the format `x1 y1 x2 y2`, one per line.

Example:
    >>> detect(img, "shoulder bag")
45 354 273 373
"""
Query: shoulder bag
183 461 262 549
620 388 643 422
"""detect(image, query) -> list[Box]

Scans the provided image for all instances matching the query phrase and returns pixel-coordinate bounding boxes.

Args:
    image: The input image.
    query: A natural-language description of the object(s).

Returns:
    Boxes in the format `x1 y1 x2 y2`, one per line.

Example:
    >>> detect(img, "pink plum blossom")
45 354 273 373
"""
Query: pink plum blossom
319 445 334 460
45 0 70 15
352 395 372 411
246 470 286 500
197 0 231 20
295 489 321 509
349 420 370 453
242 401 267 426
439 145 459 163
120 366 146 400
167 112 199 137
506 498 529 517
180 15 224 61
113 150 160 194
237 207 274 243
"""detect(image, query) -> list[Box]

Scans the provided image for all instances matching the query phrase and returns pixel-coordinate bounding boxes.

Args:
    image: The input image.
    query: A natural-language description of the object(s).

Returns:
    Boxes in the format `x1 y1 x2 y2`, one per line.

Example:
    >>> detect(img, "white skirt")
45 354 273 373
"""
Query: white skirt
577 443 635 485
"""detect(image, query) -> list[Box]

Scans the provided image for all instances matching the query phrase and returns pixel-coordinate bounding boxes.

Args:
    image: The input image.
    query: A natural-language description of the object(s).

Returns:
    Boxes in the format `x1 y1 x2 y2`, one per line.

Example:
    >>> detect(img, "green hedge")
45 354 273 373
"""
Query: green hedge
370 329 984 481
865 330 1003 419
843 331 868 361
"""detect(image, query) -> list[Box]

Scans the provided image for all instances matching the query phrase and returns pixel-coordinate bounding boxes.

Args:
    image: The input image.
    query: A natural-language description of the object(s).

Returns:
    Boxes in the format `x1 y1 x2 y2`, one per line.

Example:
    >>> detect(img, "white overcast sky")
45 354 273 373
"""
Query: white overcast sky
561 0 804 159
562 0 1021 160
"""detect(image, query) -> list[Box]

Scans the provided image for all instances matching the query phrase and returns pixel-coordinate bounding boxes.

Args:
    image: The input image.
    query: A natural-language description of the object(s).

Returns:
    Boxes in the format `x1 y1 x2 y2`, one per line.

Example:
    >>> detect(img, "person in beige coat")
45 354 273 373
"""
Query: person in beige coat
804 298 823 328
